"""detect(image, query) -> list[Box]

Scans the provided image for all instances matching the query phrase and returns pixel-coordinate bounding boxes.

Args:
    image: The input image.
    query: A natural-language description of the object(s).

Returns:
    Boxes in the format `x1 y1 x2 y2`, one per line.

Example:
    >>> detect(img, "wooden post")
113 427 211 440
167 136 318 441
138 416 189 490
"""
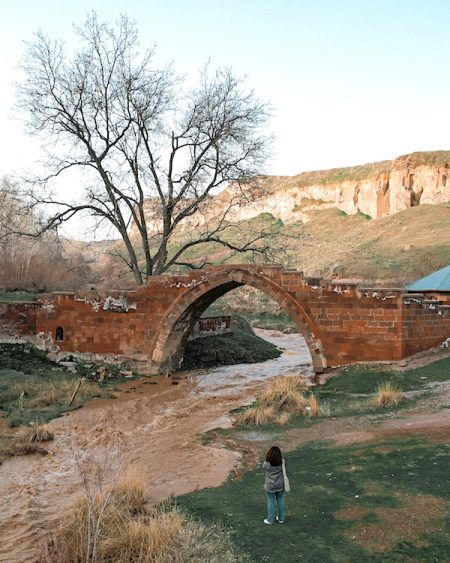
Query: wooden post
68 378 84 407
19 391 26 418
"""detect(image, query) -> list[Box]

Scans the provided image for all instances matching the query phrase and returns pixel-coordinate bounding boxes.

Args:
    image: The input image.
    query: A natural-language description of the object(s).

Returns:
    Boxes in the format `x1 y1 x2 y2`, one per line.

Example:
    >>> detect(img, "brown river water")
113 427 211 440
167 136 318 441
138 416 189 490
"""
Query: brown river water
0 330 312 562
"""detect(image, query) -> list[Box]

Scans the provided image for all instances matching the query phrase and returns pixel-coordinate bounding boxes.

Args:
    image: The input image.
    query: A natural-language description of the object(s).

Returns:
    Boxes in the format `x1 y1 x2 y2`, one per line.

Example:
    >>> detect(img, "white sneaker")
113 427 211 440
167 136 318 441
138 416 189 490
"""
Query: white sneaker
263 518 272 525
276 516 284 524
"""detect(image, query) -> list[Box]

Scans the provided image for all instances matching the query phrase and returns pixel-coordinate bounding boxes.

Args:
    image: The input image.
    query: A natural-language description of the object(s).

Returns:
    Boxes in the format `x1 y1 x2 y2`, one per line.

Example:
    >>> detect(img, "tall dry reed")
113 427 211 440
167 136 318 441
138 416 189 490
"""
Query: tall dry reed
39 469 245 562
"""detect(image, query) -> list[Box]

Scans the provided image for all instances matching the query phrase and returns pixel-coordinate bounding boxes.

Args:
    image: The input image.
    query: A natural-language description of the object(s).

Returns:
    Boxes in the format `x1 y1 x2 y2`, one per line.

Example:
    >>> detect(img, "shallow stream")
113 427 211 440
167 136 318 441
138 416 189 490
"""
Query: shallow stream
0 330 312 562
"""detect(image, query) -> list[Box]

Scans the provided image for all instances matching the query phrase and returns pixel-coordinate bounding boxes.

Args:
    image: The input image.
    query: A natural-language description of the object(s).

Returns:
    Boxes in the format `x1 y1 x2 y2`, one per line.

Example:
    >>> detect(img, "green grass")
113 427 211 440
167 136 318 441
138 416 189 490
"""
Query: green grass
321 358 450 395
211 357 450 447
309 358 450 419
242 312 298 332
0 343 112 427
177 438 450 562
182 356 450 560
0 291 37 303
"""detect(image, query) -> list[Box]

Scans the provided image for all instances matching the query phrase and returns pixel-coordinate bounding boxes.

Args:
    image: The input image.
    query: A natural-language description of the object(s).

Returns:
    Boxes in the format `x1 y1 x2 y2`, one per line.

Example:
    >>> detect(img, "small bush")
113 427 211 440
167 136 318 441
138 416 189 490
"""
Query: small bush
236 376 310 426
259 376 308 413
113 466 146 513
0 426 52 462
26 424 54 443
372 381 403 407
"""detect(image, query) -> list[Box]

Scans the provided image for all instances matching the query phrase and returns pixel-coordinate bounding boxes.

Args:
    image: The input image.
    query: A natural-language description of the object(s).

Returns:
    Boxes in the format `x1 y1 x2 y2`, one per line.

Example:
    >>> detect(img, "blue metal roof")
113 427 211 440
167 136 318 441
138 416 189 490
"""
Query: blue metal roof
406 264 450 292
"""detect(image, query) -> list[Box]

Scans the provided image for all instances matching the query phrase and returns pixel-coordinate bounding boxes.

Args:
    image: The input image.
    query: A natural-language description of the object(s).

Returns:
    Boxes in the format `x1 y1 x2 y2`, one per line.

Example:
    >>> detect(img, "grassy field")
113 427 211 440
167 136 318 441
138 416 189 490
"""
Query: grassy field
178 438 449 562
0 343 114 428
177 357 450 562
0 291 36 302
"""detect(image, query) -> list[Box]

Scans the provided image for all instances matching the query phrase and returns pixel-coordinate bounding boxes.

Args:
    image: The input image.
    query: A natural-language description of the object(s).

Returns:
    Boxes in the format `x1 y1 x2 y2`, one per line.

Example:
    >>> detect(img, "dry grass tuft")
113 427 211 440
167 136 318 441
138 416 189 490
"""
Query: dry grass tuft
113 466 146 513
236 375 311 426
307 394 321 417
372 381 403 407
40 470 245 562
25 424 54 443
235 405 275 426
259 376 308 413
0 425 53 462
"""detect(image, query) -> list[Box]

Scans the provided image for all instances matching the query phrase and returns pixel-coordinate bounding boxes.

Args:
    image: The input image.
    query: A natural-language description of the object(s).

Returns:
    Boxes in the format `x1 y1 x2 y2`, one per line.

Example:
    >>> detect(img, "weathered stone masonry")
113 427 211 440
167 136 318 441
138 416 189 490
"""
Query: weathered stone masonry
2 265 450 374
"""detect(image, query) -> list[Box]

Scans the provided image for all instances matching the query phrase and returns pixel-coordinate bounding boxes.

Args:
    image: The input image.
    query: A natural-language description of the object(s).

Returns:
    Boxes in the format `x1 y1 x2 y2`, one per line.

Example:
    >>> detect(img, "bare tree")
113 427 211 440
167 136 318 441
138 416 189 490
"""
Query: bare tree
0 177 95 290
16 14 272 285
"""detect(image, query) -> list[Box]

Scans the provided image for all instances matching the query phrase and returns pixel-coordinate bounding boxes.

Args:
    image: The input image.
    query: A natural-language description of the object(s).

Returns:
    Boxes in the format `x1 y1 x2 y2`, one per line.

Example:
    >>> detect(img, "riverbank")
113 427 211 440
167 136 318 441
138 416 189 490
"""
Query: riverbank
178 352 450 562
1 333 449 561
0 330 311 562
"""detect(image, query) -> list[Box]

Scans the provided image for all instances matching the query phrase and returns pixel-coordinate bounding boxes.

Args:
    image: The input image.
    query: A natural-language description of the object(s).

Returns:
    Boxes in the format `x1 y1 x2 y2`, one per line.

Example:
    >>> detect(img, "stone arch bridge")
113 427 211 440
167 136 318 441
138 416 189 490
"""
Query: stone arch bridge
3 265 450 374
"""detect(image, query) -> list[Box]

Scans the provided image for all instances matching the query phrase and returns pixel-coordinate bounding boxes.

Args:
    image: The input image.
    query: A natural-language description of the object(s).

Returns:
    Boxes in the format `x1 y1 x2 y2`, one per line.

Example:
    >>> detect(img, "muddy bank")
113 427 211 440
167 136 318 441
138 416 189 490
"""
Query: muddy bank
0 330 312 563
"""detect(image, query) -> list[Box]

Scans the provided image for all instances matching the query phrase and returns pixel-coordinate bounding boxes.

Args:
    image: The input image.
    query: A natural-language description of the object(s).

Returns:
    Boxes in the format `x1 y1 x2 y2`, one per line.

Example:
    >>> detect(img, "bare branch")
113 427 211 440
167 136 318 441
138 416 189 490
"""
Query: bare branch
15 14 271 284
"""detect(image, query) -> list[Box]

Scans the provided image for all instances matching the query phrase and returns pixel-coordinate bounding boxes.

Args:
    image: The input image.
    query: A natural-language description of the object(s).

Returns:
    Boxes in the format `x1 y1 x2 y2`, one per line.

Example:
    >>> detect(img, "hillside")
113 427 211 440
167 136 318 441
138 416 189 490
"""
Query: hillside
51 152 450 291
6 150 448 292
217 150 450 224
168 204 450 285
131 151 450 241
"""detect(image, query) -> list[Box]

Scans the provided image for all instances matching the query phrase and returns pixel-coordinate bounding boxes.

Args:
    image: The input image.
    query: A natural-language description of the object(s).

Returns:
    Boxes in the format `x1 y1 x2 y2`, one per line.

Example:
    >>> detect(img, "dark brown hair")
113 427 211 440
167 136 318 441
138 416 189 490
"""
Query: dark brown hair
265 446 282 466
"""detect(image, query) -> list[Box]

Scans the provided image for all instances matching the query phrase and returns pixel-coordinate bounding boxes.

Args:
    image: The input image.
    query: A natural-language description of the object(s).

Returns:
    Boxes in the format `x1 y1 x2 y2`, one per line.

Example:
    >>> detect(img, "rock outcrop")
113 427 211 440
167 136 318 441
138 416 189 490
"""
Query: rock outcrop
132 151 450 235
224 151 450 224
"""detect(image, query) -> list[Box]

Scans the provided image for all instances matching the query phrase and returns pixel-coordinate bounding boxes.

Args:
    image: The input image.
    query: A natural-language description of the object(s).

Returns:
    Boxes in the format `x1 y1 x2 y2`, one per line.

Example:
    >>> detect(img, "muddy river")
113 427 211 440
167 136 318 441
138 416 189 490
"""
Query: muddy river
0 330 312 562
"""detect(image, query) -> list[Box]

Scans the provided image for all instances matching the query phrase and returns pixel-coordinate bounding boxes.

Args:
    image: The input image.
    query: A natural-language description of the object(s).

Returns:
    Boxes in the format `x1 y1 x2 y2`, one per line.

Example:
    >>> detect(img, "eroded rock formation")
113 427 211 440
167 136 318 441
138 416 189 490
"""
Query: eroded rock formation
131 151 450 236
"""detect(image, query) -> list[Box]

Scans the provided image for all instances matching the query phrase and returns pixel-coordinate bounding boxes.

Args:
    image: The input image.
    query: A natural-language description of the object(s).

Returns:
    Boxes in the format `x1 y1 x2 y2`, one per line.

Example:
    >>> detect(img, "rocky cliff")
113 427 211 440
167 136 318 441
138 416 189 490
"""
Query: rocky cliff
132 151 450 236
223 151 450 224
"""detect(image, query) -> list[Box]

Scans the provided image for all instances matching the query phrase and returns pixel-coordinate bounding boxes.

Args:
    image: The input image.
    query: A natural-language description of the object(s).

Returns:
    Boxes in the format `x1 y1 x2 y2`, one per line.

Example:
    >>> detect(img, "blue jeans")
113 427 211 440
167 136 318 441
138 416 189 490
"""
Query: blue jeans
266 490 285 523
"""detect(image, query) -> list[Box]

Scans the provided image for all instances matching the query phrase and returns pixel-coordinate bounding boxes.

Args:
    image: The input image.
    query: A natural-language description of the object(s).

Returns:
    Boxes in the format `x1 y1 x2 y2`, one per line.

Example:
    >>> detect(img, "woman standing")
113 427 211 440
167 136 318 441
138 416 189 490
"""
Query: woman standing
262 446 286 525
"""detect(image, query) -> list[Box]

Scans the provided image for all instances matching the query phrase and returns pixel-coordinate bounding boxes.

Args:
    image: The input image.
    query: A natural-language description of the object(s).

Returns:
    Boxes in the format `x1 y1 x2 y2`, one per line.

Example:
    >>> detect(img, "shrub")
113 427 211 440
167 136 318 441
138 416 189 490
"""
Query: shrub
26 424 54 443
259 376 308 413
236 375 310 426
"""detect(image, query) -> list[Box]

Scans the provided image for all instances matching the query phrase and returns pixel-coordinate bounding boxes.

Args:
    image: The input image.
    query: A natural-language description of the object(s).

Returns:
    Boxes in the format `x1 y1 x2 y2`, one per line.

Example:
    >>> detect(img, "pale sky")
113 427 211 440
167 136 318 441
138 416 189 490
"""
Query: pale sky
2 0 450 179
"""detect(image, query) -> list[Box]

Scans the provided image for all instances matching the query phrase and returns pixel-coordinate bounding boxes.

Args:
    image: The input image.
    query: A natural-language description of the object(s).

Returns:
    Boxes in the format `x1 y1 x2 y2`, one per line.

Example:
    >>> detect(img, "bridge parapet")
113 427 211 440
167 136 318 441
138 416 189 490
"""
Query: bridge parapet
3 265 450 373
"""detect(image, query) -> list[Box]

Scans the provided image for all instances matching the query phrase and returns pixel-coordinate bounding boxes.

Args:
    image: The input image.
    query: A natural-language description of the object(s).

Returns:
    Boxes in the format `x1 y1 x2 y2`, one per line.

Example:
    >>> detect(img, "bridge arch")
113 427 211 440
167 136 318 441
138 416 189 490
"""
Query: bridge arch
149 267 327 374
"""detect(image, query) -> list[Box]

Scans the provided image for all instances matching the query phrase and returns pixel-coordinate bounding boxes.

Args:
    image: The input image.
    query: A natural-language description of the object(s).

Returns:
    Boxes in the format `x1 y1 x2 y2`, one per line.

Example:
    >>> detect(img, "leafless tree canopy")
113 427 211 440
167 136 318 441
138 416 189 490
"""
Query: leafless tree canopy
16 14 272 284
0 178 95 290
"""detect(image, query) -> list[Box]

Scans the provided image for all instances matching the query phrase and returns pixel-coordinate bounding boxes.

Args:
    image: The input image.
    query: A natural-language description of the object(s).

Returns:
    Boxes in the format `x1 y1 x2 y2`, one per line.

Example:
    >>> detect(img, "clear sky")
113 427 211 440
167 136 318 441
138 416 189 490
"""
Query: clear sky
2 0 450 178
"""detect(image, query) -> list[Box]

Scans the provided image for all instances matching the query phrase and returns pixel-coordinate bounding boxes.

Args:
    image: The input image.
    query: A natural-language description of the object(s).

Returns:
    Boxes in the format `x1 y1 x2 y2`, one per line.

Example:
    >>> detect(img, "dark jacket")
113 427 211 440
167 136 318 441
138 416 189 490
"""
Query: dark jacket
263 460 284 492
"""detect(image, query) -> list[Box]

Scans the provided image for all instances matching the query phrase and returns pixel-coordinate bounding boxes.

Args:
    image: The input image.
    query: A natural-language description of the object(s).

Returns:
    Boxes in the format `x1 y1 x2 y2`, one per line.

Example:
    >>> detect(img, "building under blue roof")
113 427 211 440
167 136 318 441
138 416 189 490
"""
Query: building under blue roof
406 264 450 292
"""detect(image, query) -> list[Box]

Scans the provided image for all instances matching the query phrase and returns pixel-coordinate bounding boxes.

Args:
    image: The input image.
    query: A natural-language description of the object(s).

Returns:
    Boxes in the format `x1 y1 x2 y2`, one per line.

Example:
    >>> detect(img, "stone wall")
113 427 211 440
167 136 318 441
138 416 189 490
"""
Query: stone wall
402 295 450 355
188 316 232 340
2 265 450 373
0 302 37 340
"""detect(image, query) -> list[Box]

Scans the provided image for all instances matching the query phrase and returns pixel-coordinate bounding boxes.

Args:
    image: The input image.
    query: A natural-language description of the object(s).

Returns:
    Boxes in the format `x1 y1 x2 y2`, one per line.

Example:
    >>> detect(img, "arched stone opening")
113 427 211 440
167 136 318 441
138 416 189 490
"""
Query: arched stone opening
149 268 327 374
